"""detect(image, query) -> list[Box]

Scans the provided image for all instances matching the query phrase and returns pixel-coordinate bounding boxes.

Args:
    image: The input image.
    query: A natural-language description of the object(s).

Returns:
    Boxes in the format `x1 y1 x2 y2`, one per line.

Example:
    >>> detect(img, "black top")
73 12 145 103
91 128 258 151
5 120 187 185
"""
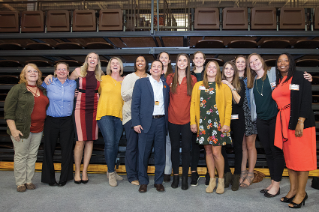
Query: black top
253 75 278 120
288 71 315 130
232 80 245 119
191 71 204 82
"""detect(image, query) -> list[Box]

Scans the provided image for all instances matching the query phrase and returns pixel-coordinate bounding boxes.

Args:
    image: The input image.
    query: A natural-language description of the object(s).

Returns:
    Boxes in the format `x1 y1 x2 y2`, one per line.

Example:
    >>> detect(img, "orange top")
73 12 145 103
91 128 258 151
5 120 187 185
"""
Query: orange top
30 89 49 133
166 73 197 125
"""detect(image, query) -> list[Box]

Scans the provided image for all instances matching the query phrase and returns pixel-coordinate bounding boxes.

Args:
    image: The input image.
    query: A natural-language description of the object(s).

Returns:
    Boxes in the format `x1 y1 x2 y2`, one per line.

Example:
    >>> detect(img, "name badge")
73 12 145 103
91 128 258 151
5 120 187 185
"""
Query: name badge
155 101 160 105
270 82 276 88
289 84 300 91
231 114 239 120
199 86 205 90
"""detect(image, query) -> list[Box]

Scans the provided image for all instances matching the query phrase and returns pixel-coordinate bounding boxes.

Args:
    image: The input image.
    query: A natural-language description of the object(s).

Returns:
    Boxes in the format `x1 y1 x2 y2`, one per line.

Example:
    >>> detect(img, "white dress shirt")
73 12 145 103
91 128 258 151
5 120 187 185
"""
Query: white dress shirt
149 76 165 115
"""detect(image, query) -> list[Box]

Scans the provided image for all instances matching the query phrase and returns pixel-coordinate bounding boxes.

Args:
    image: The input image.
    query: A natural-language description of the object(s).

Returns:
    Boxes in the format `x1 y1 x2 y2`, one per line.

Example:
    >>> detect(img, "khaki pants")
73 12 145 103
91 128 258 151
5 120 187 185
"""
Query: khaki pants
11 132 43 186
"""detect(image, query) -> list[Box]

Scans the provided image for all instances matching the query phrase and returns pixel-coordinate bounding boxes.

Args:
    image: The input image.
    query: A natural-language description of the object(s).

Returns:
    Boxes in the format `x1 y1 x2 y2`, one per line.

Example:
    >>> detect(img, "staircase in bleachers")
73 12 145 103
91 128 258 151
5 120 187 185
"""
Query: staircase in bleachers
0 0 318 172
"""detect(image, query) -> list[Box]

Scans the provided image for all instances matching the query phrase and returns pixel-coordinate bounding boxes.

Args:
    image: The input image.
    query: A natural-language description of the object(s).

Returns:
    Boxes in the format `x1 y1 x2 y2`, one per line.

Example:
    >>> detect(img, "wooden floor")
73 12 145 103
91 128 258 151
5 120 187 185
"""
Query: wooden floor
1 162 318 177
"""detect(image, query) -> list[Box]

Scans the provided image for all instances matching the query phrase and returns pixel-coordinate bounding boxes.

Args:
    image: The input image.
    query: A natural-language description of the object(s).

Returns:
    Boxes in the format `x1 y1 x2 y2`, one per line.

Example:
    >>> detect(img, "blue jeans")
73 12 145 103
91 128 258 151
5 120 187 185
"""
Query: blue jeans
97 116 123 172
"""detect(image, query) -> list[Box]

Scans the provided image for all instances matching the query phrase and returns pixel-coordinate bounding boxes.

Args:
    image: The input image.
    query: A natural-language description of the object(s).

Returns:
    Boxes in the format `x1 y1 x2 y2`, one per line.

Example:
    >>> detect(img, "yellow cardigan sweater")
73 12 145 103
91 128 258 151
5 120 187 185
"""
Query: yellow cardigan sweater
190 81 232 134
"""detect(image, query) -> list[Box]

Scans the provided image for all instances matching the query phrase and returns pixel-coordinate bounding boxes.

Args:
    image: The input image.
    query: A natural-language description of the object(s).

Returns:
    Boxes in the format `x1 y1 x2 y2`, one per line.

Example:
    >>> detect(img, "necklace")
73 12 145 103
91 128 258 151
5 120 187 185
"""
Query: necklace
27 86 39 97
255 78 264 96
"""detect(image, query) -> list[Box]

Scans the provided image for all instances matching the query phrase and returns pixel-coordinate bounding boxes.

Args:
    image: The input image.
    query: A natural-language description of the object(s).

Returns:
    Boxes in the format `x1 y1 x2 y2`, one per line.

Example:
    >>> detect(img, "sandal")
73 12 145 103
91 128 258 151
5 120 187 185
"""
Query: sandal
239 170 248 185
240 171 254 187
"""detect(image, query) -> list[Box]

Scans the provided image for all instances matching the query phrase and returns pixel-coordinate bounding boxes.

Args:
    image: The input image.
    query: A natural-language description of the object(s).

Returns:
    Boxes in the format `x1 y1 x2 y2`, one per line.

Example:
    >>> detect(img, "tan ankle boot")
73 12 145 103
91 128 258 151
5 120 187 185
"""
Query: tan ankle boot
206 178 216 193
216 178 225 194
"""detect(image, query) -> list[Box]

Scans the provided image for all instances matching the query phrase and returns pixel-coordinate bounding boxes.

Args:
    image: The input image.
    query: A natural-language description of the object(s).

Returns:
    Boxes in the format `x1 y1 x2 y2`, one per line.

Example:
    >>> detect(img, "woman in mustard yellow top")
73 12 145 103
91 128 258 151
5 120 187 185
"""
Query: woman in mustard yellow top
190 61 232 194
97 57 124 187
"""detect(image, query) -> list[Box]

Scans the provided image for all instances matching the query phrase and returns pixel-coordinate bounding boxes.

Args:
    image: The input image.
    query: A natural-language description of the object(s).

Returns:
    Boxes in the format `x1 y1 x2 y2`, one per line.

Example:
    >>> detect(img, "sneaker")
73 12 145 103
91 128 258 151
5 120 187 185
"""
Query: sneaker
107 171 123 181
190 172 200 186
25 183 36 190
17 184 26 192
108 172 117 187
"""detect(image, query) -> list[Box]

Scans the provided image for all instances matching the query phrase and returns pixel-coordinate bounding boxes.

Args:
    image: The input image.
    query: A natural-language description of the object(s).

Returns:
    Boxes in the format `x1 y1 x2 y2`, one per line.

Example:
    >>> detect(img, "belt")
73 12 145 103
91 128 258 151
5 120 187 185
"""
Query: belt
152 115 164 119
274 103 290 150
78 89 98 93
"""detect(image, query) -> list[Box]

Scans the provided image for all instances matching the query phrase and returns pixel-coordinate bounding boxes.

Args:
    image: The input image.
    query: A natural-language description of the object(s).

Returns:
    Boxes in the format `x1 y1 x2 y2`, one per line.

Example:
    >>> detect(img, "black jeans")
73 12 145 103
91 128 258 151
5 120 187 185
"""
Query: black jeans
257 116 285 182
168 122 192 177
190 133 201 172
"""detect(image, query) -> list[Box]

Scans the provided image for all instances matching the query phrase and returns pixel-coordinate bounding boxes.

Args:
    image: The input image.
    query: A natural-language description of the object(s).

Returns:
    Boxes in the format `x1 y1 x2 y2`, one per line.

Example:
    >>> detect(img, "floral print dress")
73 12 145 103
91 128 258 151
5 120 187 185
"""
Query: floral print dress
196 82 232 146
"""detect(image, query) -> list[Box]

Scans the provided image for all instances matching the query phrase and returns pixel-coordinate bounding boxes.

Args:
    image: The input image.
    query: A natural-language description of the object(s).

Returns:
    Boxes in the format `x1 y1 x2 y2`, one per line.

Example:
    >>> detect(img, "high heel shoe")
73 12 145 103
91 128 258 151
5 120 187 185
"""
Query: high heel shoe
281 195 296 203
289 193 308 209
264 188 280 198
81 179 89 184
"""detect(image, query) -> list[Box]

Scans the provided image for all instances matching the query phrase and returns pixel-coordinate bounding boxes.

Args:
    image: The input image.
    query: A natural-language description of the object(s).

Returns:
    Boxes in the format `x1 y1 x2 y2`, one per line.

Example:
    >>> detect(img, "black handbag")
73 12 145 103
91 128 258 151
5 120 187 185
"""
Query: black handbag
311 177 319 190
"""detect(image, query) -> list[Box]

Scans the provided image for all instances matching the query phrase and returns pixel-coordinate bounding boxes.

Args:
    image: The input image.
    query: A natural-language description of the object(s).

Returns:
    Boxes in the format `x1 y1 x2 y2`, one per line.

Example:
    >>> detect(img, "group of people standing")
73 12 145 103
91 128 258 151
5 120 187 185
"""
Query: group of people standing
4 50 316 209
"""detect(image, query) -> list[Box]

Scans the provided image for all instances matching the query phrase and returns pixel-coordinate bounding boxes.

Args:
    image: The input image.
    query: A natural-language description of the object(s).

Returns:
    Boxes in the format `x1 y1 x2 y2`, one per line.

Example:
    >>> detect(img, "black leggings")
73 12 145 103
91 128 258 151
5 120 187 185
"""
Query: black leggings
168 122 192 177
190 133 200 172
257 116 285 182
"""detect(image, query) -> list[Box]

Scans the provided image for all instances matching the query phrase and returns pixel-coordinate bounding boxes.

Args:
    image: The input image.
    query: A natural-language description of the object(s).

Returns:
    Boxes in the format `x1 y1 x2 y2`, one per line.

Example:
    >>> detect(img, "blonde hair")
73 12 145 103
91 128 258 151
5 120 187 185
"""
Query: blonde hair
80 52 103 81
106 57 123 75
54 62 69 78
203 61 221 89
19 63 43 86
222 61 241 93
246 53 270 89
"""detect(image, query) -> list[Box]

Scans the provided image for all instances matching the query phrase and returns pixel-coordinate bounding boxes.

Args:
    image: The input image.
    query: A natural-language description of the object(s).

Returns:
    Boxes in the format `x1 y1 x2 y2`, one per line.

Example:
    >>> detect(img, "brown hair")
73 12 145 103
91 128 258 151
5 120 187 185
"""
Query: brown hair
19 63 43 86
106 57 124 75
192 51 206 72
235 55 247 77
54 62 69 78
171 53 193 96
202 61 221 89
222 61 241 93
246 53 270 89
157 52 173 77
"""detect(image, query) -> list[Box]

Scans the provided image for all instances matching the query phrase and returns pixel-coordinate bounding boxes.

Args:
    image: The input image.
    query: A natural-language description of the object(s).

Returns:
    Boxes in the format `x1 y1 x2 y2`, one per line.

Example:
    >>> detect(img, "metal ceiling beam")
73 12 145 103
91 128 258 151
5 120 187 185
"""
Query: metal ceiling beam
0 31 319 39
0 48 318 57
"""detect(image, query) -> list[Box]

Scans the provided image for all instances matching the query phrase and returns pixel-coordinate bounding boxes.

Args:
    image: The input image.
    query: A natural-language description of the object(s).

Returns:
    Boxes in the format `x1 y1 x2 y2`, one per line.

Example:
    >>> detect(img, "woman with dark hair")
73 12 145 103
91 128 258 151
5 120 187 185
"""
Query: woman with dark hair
41 62 76 187
158 52 173 182
190 60 232 194
166 53 197 190
272 53 316 208
97 57 124 187
122 56 149 186
5 64 49 192
234 55 258 188
221 61 245 191
190 51 208 186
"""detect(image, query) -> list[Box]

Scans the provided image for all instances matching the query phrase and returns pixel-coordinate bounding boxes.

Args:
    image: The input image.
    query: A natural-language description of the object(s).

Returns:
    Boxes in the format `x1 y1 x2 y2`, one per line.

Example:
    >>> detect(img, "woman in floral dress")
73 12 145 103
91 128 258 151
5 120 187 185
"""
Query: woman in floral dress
190 60 232 194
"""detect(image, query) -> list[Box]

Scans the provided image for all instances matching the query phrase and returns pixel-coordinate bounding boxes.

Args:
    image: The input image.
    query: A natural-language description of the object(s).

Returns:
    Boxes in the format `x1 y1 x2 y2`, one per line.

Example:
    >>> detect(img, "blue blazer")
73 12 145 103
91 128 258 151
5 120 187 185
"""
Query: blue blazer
131 77 169 134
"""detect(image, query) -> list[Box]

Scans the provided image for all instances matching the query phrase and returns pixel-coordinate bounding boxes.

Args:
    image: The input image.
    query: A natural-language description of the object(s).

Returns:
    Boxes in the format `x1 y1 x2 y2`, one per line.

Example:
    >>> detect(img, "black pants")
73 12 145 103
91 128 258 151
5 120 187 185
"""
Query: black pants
41 116 74 184
168 122 192 177
257 116 285 182
124 120 139 182
190 133 200 172
222 118 245 175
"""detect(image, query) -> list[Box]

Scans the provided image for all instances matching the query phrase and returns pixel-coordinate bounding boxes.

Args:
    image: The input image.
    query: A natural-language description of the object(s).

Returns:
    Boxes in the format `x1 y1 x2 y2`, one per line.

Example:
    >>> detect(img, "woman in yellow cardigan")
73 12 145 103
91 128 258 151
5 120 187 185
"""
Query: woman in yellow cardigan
190 60 232 194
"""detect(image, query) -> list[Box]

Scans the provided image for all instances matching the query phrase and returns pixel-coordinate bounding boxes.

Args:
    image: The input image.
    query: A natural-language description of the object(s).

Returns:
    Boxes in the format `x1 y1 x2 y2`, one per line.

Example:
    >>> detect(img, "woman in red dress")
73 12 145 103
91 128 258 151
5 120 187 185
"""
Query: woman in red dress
272 53 316 209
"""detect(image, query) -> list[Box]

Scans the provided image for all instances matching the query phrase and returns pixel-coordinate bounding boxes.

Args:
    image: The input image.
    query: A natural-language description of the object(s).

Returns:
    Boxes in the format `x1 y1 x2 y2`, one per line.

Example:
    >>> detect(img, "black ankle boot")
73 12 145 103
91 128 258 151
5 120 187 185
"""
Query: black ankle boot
205 172 210 187
171 175 179 188
181 176 189 190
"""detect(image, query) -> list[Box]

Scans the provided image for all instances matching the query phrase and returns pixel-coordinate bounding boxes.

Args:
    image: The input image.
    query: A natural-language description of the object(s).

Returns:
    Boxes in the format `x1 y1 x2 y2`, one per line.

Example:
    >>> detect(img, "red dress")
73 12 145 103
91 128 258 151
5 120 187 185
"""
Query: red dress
74 70 100 141
272 76 316 171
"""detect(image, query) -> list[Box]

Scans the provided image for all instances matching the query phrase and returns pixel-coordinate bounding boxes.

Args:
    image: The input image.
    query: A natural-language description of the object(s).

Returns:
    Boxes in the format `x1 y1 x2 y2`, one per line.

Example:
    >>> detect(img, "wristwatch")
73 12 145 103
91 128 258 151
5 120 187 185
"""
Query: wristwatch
231 88 236 91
